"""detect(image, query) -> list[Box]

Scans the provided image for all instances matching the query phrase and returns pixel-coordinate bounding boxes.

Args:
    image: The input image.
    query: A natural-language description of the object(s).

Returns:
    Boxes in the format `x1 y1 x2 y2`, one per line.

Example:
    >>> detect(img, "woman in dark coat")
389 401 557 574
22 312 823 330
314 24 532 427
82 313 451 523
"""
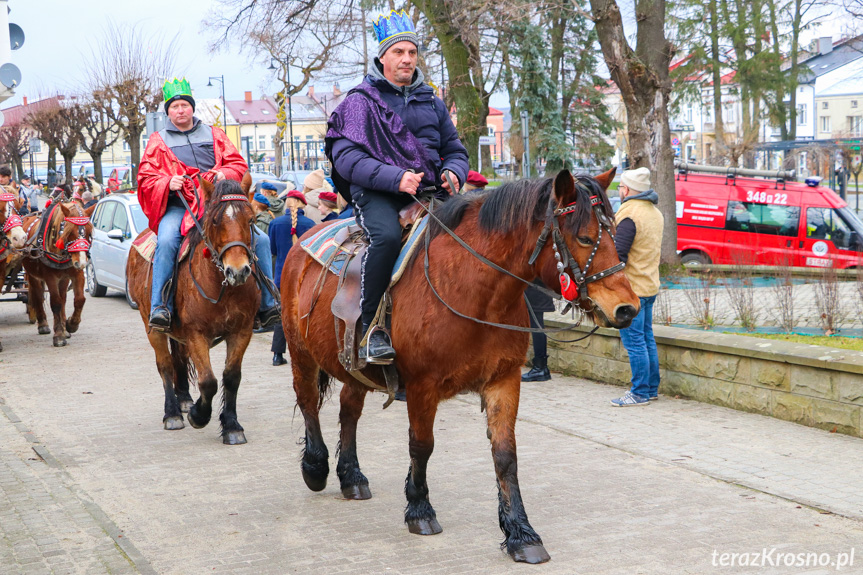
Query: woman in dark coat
523 280 555 382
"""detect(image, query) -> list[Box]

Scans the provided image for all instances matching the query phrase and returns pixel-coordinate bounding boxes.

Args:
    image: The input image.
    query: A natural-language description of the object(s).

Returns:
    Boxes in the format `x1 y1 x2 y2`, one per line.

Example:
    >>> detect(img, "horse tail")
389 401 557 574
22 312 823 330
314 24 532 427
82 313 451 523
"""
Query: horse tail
169 339 197 389
317 369 331 409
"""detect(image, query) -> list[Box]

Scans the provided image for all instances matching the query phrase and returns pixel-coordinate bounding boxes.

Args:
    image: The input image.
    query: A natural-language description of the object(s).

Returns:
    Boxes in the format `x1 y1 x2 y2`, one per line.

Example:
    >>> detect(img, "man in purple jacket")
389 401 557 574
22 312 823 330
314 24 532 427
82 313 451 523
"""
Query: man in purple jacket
326 10 469 362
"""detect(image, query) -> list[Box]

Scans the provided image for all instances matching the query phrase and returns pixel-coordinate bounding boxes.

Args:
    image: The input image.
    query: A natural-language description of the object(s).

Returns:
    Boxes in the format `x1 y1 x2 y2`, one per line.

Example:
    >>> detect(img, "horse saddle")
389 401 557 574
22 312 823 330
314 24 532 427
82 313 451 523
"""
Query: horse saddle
299 203 428 406
132 229 194 264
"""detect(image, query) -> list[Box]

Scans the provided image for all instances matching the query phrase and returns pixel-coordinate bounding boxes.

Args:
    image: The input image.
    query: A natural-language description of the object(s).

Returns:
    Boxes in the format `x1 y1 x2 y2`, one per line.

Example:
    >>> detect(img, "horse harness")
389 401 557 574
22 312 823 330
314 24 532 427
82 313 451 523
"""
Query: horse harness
0 193 21 258
13 202 91 270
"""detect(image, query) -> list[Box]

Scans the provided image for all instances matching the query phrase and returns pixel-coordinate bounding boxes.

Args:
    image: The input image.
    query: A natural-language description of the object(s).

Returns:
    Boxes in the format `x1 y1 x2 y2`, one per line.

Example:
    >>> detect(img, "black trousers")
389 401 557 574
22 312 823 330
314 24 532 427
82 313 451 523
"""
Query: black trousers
271 321 286 354
529 312 547 359
353 190 412 328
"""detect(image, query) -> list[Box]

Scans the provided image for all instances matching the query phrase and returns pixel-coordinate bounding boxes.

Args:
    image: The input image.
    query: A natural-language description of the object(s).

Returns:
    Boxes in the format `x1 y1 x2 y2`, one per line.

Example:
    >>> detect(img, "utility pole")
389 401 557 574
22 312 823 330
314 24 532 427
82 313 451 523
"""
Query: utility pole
521 111 530 178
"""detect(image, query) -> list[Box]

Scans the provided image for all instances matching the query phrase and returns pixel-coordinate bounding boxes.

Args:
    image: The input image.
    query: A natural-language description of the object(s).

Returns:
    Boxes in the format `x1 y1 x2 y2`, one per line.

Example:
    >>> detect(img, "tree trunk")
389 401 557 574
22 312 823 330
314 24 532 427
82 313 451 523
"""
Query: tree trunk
415 0 485 171
708 0 727 161
90 150 104 183
63 153 75 185
590 0 677 263
128 128 142 183
13 156 24 180
48 145 56 172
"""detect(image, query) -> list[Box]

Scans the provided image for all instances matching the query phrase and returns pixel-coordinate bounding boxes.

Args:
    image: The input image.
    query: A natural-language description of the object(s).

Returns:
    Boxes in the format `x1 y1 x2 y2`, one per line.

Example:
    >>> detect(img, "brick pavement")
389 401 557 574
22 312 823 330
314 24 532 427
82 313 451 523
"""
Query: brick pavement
1 293 862 574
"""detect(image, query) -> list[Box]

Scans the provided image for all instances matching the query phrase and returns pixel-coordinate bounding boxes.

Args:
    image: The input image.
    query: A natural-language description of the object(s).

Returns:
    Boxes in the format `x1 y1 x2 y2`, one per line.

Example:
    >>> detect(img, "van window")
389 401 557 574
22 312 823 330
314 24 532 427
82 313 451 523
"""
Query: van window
726 201 800 236
806 207 855 250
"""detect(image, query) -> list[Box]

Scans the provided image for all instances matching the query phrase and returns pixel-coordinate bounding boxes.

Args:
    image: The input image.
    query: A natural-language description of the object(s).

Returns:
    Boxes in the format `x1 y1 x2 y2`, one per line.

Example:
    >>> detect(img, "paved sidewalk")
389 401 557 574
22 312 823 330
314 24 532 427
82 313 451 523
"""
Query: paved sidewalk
1 294 863 574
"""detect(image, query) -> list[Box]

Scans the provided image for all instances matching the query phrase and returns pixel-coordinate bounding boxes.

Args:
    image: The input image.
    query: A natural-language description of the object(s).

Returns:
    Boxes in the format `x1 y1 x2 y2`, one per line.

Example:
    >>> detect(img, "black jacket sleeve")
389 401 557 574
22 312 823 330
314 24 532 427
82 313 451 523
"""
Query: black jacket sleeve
615 218 636 263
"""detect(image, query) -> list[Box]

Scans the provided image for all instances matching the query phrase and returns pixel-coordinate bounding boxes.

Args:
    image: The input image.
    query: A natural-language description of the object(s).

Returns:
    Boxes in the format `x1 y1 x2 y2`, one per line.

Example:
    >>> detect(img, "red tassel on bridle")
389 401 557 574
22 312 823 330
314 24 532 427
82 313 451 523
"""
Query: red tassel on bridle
202 245 211 258
55 239 65 251
559 272 578 301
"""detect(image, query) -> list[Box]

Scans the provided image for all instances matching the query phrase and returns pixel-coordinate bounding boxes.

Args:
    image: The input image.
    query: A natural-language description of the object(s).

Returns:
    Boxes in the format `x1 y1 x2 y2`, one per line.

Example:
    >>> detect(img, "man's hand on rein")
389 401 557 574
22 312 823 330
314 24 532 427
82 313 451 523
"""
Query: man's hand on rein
168 175 185 191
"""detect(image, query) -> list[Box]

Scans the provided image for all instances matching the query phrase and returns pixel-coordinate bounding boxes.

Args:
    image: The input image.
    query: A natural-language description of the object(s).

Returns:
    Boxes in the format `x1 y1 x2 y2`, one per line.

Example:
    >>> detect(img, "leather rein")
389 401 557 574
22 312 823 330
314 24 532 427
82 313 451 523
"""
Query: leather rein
411 177 625 340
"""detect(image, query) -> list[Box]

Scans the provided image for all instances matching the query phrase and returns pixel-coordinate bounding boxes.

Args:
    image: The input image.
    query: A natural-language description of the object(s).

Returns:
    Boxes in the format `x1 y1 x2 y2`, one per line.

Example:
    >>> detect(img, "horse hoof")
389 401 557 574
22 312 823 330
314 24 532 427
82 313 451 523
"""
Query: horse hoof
0 341 3 352
511 544 551 564
66 322 79 334
302 468 328 492
38 325 50 335
341 484 372 500
53 338 67 347
407 517 442 535
222 430 247 445
163 416 184 430
186 414 205 429
180 400 194 413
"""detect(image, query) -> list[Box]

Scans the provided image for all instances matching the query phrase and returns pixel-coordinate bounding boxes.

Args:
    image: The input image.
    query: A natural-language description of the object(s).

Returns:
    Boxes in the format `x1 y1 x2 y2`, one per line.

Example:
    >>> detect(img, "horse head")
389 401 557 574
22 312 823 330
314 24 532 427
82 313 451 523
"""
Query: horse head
0 193 26 249
536 168 639 329
199 172 255 287
56 202 94 270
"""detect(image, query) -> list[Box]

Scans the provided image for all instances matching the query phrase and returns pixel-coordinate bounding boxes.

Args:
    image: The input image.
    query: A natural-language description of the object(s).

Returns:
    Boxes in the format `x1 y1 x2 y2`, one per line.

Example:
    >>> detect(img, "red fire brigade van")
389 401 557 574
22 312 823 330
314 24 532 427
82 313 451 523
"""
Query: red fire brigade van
675 163 863 268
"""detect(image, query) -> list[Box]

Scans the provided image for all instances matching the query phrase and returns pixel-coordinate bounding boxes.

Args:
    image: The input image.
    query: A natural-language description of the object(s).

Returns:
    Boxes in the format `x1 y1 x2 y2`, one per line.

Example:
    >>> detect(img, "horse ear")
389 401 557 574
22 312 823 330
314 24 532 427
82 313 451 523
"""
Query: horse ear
59 203 71 217
552 169 576 205
84 204 97 217
199 175 214 202
241 171 253 198
593 167 617 191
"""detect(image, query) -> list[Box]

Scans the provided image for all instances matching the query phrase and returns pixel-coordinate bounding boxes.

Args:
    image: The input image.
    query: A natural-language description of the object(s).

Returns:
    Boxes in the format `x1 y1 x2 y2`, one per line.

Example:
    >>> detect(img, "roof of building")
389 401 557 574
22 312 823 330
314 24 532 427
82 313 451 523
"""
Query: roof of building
799 37 863 83
1 95 64 125
194 98 236 127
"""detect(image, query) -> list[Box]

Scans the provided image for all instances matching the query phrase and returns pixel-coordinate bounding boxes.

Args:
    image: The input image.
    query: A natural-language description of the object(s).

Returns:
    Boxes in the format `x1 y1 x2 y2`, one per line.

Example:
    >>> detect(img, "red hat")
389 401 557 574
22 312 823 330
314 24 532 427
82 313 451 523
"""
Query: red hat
286 189 307 205
466 171 488 187
318 191 338 203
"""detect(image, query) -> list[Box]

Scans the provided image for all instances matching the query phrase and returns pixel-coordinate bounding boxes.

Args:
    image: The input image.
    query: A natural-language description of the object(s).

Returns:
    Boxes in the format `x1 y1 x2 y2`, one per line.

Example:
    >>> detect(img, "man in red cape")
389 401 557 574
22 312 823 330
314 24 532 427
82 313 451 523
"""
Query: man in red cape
139 77 279 332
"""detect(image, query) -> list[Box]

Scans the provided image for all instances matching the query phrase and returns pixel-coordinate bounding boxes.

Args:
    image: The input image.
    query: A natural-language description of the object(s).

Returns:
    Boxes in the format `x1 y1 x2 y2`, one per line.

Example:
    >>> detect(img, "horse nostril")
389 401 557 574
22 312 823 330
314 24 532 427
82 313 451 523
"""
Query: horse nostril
615 305 638 324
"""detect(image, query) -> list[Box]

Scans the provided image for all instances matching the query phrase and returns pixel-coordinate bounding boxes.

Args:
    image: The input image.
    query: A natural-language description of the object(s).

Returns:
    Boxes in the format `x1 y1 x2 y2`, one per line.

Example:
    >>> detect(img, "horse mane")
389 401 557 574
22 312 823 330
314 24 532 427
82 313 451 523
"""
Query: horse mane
430 174 614 238
186 178 253 252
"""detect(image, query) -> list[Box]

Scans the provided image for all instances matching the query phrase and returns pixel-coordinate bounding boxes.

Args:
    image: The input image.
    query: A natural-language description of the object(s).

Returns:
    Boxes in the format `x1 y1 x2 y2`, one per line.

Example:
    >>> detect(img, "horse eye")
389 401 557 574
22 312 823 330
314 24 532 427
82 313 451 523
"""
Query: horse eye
577 236 594 246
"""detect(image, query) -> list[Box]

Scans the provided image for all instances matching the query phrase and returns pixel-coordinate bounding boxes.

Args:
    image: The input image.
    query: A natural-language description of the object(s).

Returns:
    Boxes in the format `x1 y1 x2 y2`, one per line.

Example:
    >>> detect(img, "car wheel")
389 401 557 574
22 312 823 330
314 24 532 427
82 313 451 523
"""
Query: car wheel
681 252 710 267
125 277 139 310
86 261 108 297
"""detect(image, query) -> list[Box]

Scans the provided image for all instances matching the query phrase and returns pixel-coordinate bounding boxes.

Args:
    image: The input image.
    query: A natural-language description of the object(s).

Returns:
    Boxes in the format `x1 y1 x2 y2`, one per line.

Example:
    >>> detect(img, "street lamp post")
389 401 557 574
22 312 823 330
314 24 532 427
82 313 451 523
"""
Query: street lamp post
206 75 227 130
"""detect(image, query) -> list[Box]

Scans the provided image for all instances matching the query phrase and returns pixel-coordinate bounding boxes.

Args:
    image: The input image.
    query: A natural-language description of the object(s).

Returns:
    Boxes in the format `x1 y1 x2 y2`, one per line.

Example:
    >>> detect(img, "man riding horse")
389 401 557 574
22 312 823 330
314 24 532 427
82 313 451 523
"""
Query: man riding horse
138 78 279 333
326 9 469 362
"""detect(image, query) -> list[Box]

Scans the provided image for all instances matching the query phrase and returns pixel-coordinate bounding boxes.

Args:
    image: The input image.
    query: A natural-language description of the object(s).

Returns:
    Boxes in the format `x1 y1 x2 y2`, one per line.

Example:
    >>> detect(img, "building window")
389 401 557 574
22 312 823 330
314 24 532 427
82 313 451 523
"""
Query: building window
122 140 130 152
820 116 831 133
822 102 829 110
853 101 859 109
685 105 693 123
258 135 267 150
849 116 863 137
240 109 248 115
798 151 808 174
797 104 807 125
488 126 495 136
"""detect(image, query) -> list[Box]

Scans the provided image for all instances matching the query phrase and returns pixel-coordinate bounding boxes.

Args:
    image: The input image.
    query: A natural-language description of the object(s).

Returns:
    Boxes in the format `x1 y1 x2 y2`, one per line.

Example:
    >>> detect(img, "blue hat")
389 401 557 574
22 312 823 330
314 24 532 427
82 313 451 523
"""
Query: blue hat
253 193 270 207
372 10 418 58
261 181 277 192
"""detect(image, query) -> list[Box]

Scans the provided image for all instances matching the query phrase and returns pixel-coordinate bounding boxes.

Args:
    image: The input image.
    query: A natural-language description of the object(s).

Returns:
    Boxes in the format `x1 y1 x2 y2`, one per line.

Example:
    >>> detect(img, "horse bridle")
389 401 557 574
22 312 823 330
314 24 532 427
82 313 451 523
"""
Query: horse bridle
528 187 625 309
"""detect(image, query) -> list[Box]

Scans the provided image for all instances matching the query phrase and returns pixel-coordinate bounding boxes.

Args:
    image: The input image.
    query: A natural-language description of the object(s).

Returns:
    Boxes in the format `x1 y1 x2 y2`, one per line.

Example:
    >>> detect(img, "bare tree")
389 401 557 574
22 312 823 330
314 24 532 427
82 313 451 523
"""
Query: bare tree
27 98 84 185
0 121 32 179
86 23 178 181
76 92 121 183
589 0 677 263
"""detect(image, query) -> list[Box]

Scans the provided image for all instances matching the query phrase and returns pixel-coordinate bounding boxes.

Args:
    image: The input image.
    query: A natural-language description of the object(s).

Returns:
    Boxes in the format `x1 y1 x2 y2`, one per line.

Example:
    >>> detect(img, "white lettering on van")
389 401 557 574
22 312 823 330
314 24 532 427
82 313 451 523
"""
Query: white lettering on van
745 190 788 205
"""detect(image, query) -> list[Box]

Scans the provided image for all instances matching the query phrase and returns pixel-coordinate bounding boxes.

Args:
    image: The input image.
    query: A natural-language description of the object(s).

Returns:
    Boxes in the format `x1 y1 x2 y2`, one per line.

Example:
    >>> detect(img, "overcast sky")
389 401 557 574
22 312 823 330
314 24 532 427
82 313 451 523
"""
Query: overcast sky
2 0 852 112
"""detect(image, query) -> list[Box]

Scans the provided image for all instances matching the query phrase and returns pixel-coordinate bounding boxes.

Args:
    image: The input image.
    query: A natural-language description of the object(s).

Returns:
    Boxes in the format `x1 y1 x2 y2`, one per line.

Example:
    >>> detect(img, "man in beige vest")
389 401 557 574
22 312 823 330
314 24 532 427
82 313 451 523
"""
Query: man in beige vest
610 167 664 406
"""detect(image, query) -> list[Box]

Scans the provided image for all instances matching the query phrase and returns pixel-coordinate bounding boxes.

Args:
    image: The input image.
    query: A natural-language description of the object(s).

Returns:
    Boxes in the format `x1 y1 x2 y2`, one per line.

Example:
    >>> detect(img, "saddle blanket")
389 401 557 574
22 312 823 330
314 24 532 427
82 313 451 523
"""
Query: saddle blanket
132 229 193 264
300 216 428 286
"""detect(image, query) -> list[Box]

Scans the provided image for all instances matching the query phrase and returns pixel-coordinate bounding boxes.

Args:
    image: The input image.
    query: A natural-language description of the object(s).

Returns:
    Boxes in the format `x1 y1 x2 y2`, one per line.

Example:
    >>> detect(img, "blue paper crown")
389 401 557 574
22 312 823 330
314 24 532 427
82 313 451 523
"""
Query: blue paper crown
372 10 416 44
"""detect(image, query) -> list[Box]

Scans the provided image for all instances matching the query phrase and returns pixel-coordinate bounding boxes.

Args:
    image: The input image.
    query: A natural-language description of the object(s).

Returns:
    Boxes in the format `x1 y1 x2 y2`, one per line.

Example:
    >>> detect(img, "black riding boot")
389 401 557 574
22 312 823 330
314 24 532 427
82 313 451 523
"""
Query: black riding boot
522 355 551 382
359 324 396 363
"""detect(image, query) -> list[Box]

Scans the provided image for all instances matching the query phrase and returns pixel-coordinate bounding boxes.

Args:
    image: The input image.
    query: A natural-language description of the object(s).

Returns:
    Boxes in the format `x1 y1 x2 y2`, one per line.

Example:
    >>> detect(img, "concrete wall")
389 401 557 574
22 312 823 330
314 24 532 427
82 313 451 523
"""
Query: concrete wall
546 320 863 438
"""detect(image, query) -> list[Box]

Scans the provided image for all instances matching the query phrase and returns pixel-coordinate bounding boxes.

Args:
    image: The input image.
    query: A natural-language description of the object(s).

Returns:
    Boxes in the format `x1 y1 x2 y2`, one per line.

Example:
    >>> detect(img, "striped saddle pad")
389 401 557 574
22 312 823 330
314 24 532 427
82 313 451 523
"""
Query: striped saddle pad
300 216 428 286
132 229 193 264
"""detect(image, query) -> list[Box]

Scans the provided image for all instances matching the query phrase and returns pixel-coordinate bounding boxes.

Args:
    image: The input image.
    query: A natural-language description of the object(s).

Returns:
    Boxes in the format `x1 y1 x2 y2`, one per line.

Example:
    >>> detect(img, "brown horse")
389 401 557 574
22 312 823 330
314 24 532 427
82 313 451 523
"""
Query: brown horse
281 169 640 563
0 192 28 352
127 174 260 444
21 201 95 347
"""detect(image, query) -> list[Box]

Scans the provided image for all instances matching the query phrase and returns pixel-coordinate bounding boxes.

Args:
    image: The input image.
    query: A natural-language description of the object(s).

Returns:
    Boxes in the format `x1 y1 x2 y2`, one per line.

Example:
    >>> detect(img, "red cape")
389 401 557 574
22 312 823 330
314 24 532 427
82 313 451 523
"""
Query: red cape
137 125 248 235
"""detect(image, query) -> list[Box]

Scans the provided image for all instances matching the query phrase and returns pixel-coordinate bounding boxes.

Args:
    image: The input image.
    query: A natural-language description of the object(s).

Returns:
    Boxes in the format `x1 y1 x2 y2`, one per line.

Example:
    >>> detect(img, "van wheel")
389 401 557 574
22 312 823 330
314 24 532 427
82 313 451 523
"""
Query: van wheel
681 252 710 266
86 261 108 297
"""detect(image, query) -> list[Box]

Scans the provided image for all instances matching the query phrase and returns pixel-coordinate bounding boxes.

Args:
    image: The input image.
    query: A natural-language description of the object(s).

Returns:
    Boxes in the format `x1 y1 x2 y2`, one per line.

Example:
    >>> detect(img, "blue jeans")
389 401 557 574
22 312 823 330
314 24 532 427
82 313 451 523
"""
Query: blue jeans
150 204 276 314
619 295 660 399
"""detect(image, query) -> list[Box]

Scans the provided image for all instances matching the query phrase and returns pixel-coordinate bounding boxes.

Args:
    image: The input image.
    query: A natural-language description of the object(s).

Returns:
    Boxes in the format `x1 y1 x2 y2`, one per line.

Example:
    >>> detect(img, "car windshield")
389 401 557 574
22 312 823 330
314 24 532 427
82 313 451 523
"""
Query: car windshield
130 204 148 233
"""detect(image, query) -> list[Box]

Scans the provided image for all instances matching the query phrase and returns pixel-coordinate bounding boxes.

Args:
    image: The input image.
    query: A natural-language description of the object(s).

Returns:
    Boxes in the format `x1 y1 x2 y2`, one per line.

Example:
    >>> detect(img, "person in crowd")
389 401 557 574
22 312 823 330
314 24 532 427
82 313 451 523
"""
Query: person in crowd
260 181 285 218
610 167 664 406
252 193 274 234
301 169 332 223
86 174 104 199
81 191 97 209
522 280 555 382
337 192 354 220
326 9 469 362
137 77 280 333
316 191 340 221
268 190 315 365
463 170 488 193
19 174 39 213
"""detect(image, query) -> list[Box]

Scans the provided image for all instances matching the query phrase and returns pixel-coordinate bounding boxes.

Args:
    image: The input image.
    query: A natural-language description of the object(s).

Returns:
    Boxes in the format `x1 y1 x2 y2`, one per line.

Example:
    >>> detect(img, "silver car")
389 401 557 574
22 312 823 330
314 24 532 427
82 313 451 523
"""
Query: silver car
86 193 149 309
